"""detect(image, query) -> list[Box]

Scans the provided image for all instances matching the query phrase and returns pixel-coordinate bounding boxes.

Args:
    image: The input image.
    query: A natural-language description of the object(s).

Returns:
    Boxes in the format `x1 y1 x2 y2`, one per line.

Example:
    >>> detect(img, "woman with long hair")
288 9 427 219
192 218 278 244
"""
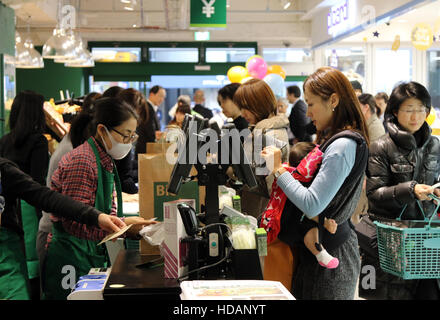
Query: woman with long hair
0 90 48 299
262 67 369 299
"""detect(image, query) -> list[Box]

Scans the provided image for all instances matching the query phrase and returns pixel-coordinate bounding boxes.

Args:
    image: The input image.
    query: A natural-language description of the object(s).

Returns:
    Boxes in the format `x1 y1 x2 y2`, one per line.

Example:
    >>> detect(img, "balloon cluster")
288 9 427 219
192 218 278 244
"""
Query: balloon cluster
227 55 287 98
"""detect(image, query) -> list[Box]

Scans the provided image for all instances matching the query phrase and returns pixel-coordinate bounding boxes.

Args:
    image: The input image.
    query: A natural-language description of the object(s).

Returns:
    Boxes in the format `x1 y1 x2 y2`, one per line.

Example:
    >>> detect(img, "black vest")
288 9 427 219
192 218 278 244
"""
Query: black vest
278 130 368 251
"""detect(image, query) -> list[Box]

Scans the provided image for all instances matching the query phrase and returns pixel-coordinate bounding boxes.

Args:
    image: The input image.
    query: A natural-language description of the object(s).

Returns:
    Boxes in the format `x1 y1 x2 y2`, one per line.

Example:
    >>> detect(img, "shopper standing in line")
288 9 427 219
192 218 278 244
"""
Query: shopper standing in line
135 85 167 156
36 91 102 298
0 91 49 300
217 83 249 132
233 79 290 219
262 67 369 299
358 93 386 143
365 81 440 300
374 91 389 121
0 156 126 300
192 89 213 119
42 98 156 300
160 101 192 144
286 85 313 143
277 97 295 145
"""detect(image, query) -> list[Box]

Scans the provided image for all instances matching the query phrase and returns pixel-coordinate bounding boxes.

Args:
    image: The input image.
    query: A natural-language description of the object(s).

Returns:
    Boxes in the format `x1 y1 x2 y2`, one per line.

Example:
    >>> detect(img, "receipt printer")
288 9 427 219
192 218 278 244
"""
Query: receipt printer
67 268 111 300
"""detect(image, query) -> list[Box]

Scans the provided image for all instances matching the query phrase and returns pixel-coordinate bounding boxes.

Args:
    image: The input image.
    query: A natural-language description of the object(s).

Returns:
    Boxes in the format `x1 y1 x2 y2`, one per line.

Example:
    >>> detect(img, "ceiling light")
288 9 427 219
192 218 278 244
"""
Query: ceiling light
15 25 44 69
42 27 77 59
120 0 131 3
281 0 291 9
124 5 134 11
53 31 84 63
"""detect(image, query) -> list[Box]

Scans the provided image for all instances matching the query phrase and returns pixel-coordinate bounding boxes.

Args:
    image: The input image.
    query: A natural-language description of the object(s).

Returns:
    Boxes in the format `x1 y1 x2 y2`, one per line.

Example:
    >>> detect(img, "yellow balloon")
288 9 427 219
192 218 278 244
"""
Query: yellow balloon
267 65 287 80
227 66 248 83
427 107 436 126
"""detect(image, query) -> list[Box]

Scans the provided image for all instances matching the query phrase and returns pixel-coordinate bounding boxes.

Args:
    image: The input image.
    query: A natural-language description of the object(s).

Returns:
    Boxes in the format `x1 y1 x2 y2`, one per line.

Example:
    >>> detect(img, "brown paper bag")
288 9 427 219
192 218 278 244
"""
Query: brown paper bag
138 142 205 255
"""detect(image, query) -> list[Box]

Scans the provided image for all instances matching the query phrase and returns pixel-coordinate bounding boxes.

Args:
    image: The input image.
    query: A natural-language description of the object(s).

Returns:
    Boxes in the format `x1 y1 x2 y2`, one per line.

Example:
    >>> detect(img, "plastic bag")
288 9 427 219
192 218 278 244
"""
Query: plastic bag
219 185 236 210
139 222 164 246
225 215 256 250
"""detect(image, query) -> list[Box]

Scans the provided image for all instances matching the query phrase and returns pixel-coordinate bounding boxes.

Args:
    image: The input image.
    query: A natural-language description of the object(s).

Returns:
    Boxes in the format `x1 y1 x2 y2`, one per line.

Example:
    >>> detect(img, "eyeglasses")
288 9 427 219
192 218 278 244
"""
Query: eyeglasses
399 108 428 115
111 128 138 144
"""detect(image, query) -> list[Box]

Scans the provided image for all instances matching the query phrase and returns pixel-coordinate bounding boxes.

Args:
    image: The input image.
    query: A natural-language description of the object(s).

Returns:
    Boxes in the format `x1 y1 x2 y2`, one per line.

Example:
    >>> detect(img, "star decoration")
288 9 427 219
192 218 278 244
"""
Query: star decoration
373 31 380 37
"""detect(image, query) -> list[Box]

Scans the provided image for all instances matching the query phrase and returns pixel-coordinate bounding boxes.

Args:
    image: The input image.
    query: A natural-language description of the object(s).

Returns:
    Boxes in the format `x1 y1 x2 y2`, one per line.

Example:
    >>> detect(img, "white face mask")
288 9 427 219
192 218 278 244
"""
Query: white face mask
101 126 133 160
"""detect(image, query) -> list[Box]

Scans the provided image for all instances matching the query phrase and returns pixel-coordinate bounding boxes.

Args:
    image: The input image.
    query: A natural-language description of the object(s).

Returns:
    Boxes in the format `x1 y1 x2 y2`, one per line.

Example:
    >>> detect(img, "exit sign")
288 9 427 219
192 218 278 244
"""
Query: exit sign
194 31 210 41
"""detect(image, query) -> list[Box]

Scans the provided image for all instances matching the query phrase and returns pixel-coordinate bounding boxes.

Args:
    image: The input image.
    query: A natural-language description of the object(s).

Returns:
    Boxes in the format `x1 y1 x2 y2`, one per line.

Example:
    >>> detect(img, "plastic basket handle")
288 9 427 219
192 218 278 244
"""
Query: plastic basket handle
398 194 440 226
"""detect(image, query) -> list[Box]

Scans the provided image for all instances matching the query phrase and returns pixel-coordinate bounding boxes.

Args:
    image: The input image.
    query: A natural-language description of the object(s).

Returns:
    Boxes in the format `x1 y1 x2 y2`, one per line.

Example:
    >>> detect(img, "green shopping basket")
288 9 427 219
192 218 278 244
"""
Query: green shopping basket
374 194 440 280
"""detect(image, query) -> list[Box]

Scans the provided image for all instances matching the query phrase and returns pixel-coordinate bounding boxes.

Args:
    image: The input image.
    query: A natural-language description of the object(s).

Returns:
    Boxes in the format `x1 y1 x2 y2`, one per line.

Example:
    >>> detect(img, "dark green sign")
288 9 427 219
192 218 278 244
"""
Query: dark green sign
190 0 227 28
153 181 200 220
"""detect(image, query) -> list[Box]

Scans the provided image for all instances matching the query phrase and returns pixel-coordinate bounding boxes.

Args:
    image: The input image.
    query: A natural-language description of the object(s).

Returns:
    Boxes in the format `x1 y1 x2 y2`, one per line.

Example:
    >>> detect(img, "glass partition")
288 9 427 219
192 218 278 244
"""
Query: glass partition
148 47 199 63
206 47 256 63
375 48 412 96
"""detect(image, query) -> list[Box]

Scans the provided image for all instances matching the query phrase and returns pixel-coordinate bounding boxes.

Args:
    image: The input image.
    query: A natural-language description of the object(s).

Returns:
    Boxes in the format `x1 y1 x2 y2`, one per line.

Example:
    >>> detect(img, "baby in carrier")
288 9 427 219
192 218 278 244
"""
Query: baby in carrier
261 142 339 269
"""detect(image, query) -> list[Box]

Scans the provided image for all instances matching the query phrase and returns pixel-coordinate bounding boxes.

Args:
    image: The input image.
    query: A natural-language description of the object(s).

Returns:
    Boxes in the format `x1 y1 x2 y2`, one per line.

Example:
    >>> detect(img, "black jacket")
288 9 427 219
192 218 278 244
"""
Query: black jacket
193 104 213 120
0 158 100 238
367 120 440 220
135 101 160 156
289 99 313 142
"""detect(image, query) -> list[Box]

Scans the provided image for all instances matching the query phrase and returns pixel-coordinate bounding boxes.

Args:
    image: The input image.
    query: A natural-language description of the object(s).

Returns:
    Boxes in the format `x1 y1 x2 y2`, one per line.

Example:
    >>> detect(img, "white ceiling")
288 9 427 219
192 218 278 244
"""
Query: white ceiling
9 0 313 47
341 0 440 44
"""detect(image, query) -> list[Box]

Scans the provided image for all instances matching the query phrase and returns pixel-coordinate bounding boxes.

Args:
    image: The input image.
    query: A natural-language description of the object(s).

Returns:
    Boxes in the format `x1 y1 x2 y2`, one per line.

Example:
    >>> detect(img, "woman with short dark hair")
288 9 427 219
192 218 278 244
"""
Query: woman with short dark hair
366 81 440 299
217 83 248 131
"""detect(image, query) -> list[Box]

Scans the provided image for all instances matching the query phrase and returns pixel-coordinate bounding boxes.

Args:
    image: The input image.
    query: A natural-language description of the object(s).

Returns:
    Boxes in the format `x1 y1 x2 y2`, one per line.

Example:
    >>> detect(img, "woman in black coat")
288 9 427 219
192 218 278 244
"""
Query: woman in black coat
366 81 440 299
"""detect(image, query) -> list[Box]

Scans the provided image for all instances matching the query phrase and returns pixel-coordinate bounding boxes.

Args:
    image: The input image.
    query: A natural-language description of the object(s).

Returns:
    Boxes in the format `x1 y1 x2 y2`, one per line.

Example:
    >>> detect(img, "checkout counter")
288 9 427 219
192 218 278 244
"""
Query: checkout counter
103 250 181 300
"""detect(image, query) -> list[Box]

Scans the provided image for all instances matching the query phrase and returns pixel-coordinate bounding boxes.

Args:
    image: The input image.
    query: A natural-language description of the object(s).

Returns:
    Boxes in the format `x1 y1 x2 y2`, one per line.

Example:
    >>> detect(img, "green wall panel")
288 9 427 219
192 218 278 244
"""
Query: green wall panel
0 3 14 56
16 48 86 100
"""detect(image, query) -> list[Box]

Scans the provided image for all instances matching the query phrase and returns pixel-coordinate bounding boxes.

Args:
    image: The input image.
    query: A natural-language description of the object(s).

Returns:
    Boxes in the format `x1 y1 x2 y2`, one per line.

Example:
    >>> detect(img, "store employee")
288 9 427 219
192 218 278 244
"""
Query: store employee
0 157 125 300
42 97 157 300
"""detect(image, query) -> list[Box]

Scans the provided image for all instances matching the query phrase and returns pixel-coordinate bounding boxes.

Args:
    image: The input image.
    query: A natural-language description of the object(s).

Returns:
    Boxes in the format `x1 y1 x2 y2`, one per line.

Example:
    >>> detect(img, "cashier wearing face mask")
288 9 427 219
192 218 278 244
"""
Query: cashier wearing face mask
42 97 157 300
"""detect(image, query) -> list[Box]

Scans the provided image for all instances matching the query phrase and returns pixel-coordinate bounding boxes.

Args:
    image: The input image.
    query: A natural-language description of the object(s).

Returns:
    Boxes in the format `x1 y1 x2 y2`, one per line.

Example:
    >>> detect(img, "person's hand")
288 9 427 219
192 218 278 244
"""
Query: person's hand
124 217 158 240
98 214 126 233
432 188 440 205
261 146 282 174
124 217 158 226
414 184 435 201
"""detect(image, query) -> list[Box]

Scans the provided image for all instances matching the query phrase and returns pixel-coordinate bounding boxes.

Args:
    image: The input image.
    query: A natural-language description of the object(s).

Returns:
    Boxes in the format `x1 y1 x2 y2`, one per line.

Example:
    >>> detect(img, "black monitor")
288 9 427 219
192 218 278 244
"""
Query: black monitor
167 116 257 195
168 114 205 195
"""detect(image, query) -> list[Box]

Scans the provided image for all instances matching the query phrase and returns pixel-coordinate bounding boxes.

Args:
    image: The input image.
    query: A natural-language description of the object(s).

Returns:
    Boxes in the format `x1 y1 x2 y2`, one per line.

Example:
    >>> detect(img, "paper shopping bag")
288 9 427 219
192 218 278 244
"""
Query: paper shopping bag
138 143 205 255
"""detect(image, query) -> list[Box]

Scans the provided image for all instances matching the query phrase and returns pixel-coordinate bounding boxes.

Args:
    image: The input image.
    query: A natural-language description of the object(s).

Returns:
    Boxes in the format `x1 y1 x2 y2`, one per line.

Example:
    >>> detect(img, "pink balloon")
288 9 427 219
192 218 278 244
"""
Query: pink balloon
246 57 268 80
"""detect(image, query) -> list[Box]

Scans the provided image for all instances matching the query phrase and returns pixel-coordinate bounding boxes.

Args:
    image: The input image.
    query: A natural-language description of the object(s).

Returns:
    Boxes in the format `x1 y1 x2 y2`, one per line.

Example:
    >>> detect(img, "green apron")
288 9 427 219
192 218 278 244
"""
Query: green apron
43 138 123 300
20 200 40 280
0 228 31 300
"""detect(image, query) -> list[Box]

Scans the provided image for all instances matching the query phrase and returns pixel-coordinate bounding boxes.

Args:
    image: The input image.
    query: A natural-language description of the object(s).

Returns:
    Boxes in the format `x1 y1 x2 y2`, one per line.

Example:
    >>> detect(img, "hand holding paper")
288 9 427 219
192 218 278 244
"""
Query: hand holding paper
98 224 133 245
